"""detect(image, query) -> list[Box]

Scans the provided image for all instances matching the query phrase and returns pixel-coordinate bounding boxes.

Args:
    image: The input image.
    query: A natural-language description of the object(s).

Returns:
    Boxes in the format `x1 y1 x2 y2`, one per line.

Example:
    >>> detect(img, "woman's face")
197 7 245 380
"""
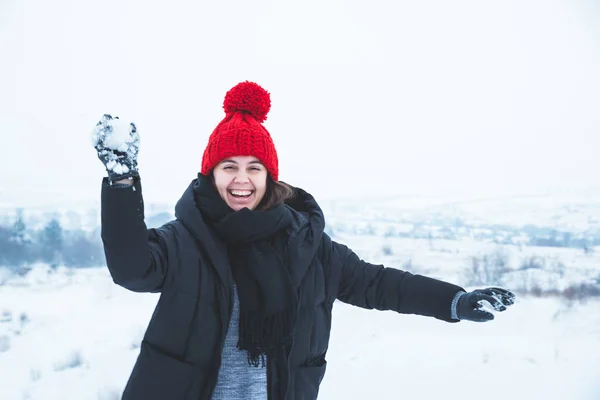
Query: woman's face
213 156 268 211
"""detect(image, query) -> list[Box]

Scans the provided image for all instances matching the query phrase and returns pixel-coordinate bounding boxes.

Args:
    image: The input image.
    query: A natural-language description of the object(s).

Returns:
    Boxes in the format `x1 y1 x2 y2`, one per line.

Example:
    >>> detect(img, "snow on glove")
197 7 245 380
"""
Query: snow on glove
92 114 140 184
456 287 516 322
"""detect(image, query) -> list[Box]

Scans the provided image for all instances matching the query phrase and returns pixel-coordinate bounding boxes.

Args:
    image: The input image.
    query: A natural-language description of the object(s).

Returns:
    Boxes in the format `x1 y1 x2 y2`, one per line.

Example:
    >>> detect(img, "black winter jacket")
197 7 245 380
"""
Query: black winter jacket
100 177 464 400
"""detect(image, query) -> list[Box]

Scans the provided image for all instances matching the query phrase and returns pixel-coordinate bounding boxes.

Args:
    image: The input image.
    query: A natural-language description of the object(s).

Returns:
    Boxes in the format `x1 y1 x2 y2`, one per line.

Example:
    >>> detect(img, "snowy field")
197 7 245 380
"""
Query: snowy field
1 192 600 399
1 250 599 399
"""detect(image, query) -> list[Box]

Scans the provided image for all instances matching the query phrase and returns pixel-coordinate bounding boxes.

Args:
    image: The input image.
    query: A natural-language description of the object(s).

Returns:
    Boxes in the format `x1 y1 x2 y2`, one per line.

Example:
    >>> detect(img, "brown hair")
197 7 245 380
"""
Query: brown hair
255 176 295 211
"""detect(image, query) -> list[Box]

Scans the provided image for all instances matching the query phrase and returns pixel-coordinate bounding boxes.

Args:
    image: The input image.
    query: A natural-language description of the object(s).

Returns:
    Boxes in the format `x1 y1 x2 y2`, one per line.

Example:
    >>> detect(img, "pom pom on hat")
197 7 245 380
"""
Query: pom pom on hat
223 81 271 123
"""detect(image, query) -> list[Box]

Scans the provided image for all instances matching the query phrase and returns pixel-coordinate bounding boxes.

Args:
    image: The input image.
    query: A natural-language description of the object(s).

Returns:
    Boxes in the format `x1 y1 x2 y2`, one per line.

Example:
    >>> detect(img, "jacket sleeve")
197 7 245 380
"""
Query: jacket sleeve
100 177 169 293
322 234 464 322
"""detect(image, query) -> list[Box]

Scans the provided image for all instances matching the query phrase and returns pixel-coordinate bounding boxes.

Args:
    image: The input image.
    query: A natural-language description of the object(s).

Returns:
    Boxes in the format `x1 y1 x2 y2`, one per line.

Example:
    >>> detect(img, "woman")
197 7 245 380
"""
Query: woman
93 81 515 400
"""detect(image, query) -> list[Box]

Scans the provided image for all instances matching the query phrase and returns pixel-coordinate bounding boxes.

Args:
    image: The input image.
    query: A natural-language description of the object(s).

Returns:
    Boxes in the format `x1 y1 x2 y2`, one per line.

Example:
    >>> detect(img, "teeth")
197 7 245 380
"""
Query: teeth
230 190 252 197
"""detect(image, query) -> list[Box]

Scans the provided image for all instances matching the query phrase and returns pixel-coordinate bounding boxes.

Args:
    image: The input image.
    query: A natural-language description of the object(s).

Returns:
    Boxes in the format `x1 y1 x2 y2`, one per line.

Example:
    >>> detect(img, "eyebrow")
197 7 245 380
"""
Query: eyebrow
221 159 263 165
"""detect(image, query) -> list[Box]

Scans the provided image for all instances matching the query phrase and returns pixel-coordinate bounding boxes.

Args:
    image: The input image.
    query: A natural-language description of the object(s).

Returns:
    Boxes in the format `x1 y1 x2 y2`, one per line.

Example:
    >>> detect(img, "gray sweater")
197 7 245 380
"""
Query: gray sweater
212 284 268 399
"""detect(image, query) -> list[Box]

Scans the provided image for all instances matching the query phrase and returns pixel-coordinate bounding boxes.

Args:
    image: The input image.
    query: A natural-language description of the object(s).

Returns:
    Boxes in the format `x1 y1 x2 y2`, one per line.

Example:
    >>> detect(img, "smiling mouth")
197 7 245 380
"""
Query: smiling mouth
228 189 254 198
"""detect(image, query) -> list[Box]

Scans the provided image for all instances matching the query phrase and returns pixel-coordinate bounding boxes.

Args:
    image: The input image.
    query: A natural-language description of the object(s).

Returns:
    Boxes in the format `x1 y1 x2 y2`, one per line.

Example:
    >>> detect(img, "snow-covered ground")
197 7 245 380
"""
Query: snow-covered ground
1 254 599 399
1 190 600 399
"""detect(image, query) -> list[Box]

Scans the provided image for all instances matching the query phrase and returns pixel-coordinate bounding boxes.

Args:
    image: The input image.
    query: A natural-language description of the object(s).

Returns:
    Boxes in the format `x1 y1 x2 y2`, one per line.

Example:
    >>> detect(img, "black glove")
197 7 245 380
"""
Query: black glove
92 114 140 184
456 287 516 322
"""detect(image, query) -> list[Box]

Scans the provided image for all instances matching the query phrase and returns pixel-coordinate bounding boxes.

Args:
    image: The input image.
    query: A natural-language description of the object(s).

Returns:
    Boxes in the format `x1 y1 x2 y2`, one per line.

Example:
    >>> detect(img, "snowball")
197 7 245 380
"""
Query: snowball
103 119 133 151
92 116 139 174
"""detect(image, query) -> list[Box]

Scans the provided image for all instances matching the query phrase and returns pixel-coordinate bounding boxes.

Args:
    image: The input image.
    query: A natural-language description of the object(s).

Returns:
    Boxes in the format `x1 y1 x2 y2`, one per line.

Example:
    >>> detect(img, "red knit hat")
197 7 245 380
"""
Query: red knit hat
201 81 279 181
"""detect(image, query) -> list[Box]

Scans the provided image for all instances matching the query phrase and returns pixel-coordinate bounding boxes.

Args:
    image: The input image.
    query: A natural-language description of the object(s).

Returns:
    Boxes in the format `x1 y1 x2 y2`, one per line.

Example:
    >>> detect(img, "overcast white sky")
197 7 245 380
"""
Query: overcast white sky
1 0 599 207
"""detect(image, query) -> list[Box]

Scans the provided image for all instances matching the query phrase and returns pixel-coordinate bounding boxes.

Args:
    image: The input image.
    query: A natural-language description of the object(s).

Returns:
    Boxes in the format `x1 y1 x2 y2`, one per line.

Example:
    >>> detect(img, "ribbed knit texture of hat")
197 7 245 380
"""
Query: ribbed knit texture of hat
201 81 279 181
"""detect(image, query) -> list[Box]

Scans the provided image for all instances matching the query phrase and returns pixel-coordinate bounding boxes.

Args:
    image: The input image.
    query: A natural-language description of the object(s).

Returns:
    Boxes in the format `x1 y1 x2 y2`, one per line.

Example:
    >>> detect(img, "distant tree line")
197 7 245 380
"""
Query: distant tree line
370 222 598 252
0 209 105 270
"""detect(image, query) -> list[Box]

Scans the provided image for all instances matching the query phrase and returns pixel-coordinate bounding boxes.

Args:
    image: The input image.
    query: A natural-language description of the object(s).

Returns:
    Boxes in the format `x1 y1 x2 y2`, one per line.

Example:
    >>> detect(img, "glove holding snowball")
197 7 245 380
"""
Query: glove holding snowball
454 287 516 322
92 114 140 184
